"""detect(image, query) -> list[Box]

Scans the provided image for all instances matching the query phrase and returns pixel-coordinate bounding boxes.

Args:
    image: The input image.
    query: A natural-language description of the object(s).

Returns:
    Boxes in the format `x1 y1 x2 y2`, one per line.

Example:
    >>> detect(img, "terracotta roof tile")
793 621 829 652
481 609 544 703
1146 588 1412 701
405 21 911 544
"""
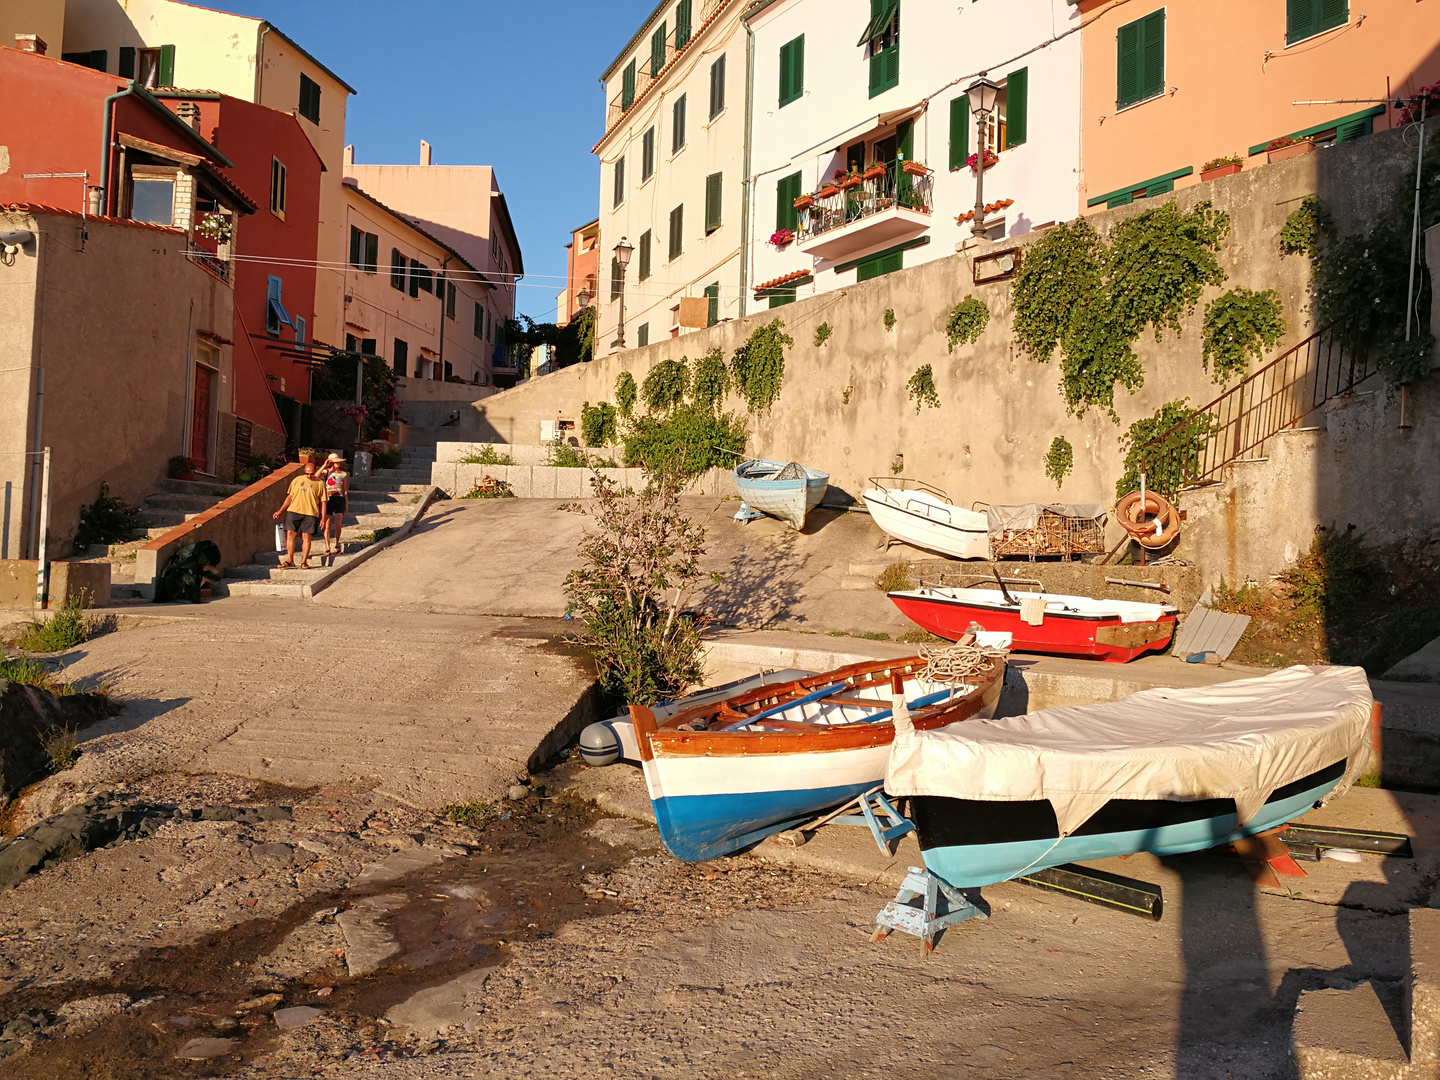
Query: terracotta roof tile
753 268 812 292
2 203 185 235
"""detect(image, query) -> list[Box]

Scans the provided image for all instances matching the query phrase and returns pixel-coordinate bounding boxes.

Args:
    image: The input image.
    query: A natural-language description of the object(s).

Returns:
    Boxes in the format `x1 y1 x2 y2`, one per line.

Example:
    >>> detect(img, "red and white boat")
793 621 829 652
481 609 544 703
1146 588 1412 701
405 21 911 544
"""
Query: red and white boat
888 584 1178 663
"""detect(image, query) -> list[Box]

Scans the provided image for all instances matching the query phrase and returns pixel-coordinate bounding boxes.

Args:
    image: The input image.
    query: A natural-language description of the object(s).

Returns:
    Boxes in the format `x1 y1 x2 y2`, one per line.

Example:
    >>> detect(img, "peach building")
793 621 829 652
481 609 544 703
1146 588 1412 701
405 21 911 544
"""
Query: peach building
559 218 600 325
341 181 494 389
1076 0 1440 210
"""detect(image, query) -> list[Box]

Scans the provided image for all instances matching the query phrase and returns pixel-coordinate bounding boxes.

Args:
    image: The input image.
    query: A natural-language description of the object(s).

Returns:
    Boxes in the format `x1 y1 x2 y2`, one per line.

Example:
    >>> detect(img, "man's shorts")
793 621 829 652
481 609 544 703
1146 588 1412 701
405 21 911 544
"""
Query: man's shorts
285 512 319 535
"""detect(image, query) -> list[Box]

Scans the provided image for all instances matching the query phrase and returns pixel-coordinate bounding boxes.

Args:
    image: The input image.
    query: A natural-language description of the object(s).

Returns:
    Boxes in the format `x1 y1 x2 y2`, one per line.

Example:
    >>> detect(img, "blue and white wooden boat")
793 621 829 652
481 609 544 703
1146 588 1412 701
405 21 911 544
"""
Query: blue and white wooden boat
628 654 1006 863
885 665 1375 889
733 459 829 530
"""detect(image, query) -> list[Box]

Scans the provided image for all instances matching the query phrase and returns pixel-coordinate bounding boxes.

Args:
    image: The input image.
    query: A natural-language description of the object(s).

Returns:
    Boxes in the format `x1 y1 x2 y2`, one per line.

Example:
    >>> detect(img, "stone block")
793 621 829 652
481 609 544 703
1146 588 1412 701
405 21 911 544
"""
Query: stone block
554 468 586 499
624 468 647 490
504 467 532 499
530 467 557 499
429 462 456 494
1291 984 1408 1080
597 468 626 491
1411 907 1440 1066
49 561 110 609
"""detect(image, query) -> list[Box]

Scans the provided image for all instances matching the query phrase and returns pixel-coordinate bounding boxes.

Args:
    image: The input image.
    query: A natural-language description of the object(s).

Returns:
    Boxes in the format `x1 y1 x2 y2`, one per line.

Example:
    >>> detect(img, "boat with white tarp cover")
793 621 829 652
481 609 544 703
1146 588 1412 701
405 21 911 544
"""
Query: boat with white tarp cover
884 664 1376 889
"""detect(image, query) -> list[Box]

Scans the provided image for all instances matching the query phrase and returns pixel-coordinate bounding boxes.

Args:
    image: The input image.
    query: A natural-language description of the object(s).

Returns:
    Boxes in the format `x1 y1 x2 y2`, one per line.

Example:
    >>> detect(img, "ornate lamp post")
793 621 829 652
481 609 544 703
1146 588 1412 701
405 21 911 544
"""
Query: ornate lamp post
611 237 634 350
965 77 1001 242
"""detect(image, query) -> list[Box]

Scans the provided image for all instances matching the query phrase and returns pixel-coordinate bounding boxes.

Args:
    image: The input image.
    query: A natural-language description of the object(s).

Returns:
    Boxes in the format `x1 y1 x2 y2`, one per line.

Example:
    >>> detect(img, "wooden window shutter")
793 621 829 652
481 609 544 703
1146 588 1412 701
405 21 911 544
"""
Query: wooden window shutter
671 204 685 260
475 302 483 337
949 95 969 170
611 257 621 300
614 157 625 207
642 128 655 179
676 0 692 49
158 44 175 86
857 249 902 282
673 94 686 152
1140 11 1165 102
119 46 135 78
1286 0 1316 44
778 40 791 104
1005 68 1028 147
777 172 801 232
1319 0 1348 33
1335 113 1372 142
898 118 914 161
705 173 723 232
704 282 719 326
651 22 666 78
638 230 652 280
391 248 405 290
622 61 636 110
779 36 803 106
364 232 378 272
1116 20 1140 109
710 55 726 117
349 226 362 268
847 142 865 174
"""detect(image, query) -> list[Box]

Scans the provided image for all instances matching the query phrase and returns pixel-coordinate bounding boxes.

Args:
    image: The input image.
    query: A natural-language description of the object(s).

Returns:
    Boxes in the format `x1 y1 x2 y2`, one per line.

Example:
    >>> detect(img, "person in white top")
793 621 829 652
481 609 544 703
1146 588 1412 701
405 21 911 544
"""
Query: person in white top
317 453 349 557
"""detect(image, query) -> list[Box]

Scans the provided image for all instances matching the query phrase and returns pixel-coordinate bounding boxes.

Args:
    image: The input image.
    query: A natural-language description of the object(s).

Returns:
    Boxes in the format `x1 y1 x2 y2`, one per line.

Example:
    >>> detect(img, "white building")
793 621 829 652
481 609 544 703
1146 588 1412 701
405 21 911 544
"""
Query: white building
742 0 1082 308
594 0 747 357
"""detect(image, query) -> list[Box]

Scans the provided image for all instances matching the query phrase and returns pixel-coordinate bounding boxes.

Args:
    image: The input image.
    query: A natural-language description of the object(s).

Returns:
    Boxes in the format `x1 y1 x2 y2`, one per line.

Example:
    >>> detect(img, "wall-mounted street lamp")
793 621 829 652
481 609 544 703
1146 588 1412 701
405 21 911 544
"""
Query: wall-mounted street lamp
965 77 1002 242
611 237 634 350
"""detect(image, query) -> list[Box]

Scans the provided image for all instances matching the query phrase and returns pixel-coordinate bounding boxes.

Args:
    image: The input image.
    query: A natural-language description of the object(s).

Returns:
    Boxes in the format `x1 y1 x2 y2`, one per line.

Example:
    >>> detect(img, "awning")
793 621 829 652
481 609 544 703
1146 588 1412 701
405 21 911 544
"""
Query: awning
857 0 898 46
795 101 925 160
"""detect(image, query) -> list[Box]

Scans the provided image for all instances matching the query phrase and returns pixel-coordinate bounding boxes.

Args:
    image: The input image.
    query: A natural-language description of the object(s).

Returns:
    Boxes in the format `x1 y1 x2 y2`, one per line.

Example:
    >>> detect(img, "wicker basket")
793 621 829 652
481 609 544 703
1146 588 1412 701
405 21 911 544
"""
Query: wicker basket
991 509 1106 559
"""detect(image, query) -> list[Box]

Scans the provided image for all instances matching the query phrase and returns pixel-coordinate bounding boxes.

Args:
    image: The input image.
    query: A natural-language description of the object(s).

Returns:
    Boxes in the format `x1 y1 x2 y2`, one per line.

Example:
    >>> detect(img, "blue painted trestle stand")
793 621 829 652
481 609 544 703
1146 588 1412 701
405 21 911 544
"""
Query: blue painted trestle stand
872 867 988 955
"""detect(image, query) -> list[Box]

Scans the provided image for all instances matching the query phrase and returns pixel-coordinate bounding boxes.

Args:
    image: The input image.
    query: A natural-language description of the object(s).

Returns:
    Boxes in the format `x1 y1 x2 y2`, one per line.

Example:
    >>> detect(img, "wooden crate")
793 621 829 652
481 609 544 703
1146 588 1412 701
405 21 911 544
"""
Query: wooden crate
991 511 1106 559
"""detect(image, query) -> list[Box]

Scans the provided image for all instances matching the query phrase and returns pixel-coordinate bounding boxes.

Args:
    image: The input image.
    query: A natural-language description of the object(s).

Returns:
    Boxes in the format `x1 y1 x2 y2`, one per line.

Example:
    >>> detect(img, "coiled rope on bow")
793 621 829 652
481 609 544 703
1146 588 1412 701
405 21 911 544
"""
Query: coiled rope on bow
918 642 1008 685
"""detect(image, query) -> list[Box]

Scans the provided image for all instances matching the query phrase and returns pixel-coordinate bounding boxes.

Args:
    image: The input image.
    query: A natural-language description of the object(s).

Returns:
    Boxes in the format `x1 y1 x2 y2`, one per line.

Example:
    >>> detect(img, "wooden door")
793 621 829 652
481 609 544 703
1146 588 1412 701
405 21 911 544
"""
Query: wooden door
190 364 215 473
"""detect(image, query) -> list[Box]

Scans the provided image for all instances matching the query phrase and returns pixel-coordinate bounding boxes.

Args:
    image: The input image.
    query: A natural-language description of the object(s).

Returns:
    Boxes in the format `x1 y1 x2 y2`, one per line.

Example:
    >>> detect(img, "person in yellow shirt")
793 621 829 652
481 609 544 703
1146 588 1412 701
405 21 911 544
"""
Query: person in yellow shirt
272 461 328 569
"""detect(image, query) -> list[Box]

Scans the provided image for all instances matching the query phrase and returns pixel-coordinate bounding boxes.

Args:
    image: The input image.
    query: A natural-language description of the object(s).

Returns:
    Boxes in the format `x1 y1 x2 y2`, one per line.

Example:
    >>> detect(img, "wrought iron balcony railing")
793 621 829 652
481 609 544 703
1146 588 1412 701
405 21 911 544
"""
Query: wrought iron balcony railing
796 161 933 243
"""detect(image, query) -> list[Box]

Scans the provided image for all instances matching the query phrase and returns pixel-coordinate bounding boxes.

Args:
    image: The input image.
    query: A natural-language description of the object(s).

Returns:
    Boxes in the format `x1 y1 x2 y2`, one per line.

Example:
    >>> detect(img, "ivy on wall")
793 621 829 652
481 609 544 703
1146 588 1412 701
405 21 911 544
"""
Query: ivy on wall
1044 437 1074 489
814 322 833 347
907 365 940 411
1115 399 1216 500
580 401 618 447
641 357 689 412
945 297 989 352
1202 288 1287 383
689 349 730 412
1281 196 1329 257
615 371 637 418
730 319 792 414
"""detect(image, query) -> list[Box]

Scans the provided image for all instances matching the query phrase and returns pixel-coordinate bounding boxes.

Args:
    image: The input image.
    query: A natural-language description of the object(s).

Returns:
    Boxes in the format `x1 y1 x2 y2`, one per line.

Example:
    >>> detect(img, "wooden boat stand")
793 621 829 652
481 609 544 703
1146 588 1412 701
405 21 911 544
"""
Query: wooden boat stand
775 785 914 854
873 867 989 955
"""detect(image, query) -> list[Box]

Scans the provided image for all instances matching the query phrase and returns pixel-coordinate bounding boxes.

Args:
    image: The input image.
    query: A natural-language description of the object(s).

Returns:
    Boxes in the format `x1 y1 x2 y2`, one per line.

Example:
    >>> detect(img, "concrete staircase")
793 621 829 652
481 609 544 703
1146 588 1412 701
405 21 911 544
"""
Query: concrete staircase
217 443 437 599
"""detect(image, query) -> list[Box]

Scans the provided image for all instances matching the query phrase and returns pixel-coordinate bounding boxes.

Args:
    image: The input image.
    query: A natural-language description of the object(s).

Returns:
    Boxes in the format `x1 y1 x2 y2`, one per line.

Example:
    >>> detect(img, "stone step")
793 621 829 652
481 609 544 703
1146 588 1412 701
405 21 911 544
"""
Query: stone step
210 580 307 600
346 493 414 509
138 509 199 528
347 513 412 531
1291 982 1408 1079
110 584 144 601
142 492 223 513
348 481 430 494
250 543 367 565
160 477 245 499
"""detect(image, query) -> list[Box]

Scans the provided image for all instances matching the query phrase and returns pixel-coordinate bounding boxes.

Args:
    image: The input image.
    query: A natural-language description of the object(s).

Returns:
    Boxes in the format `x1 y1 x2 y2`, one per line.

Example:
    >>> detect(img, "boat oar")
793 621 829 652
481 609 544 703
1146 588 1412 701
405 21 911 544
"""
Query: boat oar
992 567 1017 605
1105 578 1171 593
717 683 846 731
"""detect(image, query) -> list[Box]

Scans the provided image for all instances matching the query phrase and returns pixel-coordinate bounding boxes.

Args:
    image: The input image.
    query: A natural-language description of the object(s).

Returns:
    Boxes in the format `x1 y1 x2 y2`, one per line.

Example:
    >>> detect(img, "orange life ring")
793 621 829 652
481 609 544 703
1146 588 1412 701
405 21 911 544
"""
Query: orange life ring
1116 490 1180 549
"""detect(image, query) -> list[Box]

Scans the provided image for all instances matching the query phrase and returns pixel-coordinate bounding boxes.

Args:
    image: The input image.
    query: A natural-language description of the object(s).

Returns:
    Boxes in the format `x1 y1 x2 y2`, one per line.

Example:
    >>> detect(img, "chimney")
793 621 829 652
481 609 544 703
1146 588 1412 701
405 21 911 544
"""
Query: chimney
420 140 432 166
14 35 48 55
343 144 355 171
176 101 201 131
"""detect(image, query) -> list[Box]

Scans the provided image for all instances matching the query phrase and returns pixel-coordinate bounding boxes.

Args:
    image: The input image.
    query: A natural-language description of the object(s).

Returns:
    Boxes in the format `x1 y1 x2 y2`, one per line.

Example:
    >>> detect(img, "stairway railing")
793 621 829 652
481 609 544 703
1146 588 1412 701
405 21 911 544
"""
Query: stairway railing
1139 315 1378 492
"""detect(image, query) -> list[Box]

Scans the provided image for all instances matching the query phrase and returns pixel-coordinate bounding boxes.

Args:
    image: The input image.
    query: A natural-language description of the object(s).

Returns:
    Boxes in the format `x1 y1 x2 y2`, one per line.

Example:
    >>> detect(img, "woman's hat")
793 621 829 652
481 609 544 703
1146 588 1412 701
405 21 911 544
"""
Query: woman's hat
325 453 345 464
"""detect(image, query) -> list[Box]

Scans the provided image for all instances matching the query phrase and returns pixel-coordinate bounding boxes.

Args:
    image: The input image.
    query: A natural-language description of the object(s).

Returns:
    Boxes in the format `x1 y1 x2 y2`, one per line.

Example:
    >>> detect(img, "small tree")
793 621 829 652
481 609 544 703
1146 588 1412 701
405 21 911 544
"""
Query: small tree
563 474 710 706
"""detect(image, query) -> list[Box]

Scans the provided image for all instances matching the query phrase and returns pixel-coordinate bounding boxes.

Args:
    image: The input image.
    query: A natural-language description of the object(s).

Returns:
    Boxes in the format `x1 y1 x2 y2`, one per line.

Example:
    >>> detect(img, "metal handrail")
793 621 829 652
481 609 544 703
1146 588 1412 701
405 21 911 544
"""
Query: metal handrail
918 575 1046 592
867 475 949 500
1138 314 1378 491
797 161 934 242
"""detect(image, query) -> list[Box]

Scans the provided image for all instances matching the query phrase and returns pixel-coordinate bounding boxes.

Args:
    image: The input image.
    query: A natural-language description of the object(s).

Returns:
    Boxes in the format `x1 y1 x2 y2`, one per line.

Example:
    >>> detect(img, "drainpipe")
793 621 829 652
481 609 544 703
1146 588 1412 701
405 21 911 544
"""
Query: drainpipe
255 23 271 103
98 82 140 215
739 13 757 318
437 256 450 381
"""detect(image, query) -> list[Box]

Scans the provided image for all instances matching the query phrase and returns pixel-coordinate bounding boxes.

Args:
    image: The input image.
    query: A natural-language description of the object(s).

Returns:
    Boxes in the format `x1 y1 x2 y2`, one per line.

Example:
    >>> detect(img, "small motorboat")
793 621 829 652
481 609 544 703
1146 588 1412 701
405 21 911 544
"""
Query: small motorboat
629 650 1006 862
733 459 829 530
885 664 1375 889
861 479 989 559
888 581 1178 662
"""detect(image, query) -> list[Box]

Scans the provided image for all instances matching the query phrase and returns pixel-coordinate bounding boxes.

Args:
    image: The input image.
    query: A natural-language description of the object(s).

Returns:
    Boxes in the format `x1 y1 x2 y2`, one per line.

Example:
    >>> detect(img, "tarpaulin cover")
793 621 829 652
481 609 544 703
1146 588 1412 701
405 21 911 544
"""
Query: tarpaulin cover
886 665 1373 836
986 503 1107 535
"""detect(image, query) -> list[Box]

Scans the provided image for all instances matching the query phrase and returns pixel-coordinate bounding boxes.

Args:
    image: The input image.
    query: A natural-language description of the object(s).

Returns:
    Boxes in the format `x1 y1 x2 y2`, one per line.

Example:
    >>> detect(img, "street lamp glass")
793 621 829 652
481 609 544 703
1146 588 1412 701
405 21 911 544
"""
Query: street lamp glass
576 289 592 309
614 237 635 269
966 77 1001 117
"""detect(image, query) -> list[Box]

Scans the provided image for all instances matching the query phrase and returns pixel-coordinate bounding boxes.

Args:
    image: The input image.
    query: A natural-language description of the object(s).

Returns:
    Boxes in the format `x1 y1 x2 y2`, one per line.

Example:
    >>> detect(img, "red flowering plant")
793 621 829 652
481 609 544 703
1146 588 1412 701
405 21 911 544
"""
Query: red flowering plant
1396 84 1440 125
966 150 1000 171
769 229 795 247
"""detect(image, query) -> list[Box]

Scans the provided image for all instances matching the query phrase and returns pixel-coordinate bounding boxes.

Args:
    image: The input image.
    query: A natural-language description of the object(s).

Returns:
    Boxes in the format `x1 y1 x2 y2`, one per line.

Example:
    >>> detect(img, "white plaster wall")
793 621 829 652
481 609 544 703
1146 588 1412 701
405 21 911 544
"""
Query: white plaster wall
746 0 1082 306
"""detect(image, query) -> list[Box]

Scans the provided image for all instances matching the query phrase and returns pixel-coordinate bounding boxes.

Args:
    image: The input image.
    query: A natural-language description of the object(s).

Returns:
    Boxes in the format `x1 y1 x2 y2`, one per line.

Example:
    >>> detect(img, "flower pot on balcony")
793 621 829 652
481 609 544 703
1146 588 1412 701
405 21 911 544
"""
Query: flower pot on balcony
901 160 929 177
862 164 887 180
816 184 841 199
838 175 863 190
1267 140 1314 164
1201 162 1243 181
793 194 814 211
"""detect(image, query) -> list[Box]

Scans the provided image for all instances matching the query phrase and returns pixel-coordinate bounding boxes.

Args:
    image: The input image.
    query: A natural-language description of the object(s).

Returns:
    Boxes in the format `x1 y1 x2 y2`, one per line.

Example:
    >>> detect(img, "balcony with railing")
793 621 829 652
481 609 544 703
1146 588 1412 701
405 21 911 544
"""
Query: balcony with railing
795 160 933 261
603 0 726 136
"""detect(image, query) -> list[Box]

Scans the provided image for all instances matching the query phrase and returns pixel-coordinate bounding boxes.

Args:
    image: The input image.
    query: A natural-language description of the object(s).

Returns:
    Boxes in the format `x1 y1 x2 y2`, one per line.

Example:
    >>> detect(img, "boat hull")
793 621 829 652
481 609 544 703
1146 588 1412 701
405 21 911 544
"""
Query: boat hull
889 590 1176 663
734 460 829 530
911 760 1347 888
639 666 1004 862
862 487 989 560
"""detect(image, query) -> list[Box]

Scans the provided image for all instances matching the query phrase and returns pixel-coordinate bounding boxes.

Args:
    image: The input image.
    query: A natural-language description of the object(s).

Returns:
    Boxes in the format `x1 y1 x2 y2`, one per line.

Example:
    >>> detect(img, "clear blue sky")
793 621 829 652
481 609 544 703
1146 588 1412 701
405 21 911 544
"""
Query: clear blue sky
218 0 657 323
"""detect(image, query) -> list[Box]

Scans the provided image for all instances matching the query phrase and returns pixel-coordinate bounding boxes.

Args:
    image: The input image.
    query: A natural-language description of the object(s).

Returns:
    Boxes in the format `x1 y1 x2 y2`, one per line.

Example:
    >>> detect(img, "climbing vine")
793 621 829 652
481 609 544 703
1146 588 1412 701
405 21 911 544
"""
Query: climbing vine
907 365 940 411
1201 288 1287 383
813 322 833 347
1280 195 1330 257
1011 203 1232 418
641 357 689 413
884 309 897 332
730 319 792 414
689 348 729 412
1044 437 1074 489
580 401 618 447
614 371 637 418
1115 399 1216 501
945 296 989 352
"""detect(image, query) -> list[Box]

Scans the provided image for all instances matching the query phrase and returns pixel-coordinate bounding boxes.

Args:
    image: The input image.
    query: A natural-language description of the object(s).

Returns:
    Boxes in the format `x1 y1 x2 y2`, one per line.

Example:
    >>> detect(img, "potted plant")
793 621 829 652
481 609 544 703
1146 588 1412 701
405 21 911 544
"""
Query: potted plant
769 229 795 248
296 447 318 464
966 150 1000 172
168 455 199 481
862 162 887 181
837 167 863 191
793 192 815 211
1201 155 1243 181
1266 136 1314 163
196 212 232 245
816 181 841 199
901 159 929 177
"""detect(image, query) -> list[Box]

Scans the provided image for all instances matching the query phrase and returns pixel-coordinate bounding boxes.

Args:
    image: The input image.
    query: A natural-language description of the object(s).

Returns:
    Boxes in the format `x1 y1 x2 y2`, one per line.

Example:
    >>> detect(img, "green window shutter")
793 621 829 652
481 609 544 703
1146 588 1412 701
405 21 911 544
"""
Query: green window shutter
610 256 621 300
768 288 796 309
613 156 625 207
119 46 135 78
1140 11 1164 101
710 54 726 118
1116 19 1140 109
158 44 175 86
1005 67 1028 147
622 61 636 111
642 128 655 180
676 0 692 49
704 282 719 326
365 232 378 272
847 142 865 173
1145 177 1174 197
651 22 666 78
869 43 898 98
672 94 686 152
856 249 902 282
638 229 652 280
669 205 684 260
898 118 914 161
475 303 483 337
1319 0 1348 33
779 35 803 106
705 172 722 233
1107 191 1134 209
949 95 969 170
391 249 405 290
349 226 362 267
637 324 650 347
1287 0 1319 44
777 172 801 232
